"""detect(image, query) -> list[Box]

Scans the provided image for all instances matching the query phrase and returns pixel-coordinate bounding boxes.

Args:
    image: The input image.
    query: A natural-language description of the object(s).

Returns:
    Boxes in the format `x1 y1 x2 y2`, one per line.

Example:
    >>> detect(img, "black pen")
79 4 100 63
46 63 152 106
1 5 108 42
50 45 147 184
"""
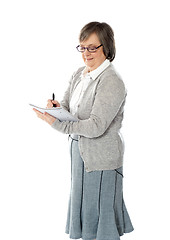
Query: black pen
52 93 57 107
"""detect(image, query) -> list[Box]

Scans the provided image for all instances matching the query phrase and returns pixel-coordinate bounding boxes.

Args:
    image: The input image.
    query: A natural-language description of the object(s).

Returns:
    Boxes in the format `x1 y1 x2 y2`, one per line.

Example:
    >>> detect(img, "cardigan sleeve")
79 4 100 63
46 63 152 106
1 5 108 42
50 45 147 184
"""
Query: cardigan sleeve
59 77 72 111
51 73 126 138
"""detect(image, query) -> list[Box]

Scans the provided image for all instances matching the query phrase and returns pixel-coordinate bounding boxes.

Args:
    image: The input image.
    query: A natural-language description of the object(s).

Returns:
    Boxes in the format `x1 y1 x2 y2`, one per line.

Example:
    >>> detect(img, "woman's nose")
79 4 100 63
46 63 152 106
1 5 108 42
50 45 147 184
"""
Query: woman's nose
83 48 90 56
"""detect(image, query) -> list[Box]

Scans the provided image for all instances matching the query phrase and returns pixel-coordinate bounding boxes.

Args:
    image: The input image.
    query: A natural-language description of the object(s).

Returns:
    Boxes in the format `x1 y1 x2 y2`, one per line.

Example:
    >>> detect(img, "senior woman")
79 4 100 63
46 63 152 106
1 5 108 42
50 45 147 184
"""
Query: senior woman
33 22 134 240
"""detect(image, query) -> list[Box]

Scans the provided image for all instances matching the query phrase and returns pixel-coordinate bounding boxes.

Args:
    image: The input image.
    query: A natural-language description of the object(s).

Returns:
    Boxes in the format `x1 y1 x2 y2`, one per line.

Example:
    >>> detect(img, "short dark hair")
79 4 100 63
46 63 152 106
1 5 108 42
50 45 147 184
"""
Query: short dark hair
79 21 116 62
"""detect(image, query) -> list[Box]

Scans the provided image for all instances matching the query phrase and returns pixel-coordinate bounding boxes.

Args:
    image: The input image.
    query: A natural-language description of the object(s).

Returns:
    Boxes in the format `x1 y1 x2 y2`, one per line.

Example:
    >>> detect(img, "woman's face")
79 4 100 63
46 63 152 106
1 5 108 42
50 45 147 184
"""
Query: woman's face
80 33 106 71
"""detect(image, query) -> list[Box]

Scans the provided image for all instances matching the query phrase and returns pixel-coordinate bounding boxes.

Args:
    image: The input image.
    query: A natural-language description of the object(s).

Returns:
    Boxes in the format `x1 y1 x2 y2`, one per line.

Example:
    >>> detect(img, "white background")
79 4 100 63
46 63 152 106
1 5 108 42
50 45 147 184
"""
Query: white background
0 0 170 239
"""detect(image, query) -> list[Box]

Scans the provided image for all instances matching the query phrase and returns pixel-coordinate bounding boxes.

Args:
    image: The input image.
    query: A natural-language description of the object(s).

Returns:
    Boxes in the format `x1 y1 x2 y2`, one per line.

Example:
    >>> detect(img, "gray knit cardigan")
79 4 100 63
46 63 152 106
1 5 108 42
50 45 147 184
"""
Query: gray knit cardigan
51 64 127 172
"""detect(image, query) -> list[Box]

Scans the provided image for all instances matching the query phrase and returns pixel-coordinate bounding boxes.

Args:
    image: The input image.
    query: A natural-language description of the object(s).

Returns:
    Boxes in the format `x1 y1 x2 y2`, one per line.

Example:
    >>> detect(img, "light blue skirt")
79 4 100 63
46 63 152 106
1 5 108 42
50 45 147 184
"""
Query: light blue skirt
65 138 134 240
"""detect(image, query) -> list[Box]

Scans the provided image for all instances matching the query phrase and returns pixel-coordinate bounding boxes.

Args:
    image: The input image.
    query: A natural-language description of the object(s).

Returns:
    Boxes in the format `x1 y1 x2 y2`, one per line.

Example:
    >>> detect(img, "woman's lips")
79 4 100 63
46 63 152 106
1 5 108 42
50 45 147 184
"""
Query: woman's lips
86 58 93 61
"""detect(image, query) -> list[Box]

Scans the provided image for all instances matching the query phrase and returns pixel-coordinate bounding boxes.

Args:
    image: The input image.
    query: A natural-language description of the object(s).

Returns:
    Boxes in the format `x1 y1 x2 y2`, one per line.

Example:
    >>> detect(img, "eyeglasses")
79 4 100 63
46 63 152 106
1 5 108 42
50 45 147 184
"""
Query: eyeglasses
76 44 103 53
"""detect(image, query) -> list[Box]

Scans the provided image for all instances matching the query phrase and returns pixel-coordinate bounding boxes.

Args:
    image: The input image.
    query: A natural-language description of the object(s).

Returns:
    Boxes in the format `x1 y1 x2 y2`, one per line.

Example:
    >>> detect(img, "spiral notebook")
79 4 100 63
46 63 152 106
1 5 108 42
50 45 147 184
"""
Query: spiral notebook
29 104 78 122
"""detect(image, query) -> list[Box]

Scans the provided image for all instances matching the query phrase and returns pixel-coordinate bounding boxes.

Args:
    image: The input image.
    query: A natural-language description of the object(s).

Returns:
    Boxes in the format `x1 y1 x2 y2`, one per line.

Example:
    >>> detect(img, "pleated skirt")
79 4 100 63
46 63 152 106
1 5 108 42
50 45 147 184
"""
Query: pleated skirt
65 138 134 240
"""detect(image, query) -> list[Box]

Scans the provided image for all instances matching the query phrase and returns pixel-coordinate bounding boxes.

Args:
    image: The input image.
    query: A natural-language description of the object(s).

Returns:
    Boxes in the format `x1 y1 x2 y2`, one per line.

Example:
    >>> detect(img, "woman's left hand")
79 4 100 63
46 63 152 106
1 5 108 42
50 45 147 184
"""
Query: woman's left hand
33 108 56 126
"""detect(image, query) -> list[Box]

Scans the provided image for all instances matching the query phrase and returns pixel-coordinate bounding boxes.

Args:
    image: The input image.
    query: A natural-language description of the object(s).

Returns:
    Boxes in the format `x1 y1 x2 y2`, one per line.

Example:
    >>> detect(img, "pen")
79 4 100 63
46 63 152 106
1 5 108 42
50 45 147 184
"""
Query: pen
52 93 57 107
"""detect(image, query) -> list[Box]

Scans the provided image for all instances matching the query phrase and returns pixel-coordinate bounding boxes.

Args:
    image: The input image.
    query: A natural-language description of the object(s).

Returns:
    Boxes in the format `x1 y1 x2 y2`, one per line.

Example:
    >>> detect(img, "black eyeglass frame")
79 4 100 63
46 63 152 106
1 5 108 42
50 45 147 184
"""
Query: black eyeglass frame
76 44 103 53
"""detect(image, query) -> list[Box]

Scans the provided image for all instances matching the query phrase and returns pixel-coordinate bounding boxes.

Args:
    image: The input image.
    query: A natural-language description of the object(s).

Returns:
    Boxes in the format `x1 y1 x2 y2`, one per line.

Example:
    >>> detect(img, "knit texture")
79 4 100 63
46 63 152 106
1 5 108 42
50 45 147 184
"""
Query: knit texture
51 64 126 172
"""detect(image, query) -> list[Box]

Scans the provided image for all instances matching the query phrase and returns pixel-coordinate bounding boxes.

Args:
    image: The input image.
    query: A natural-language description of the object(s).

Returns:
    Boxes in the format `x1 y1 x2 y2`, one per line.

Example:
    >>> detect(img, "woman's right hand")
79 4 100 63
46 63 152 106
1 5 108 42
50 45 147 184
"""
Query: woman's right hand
46 99 60 108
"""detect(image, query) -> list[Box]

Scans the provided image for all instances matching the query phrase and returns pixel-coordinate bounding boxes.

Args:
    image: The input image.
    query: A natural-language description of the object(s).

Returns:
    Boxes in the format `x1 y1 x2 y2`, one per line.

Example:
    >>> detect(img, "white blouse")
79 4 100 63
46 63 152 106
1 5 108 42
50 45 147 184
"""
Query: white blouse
70 59 110 115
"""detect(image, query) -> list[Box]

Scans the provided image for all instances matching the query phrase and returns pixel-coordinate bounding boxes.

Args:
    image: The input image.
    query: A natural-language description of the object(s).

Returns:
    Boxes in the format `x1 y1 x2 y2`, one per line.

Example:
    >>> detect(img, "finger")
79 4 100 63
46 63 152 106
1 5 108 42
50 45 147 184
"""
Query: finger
52 101 57 107
33 108 43 114
33 108 45 120
33 108 39 114
52 100 60 107
46 103 52 108
47 99 53 108
43 112 56 125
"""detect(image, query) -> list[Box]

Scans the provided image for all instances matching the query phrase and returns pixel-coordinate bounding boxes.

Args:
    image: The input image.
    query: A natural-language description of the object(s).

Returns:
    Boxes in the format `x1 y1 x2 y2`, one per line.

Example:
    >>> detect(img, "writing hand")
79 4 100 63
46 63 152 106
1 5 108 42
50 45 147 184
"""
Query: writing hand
46 99 60 108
